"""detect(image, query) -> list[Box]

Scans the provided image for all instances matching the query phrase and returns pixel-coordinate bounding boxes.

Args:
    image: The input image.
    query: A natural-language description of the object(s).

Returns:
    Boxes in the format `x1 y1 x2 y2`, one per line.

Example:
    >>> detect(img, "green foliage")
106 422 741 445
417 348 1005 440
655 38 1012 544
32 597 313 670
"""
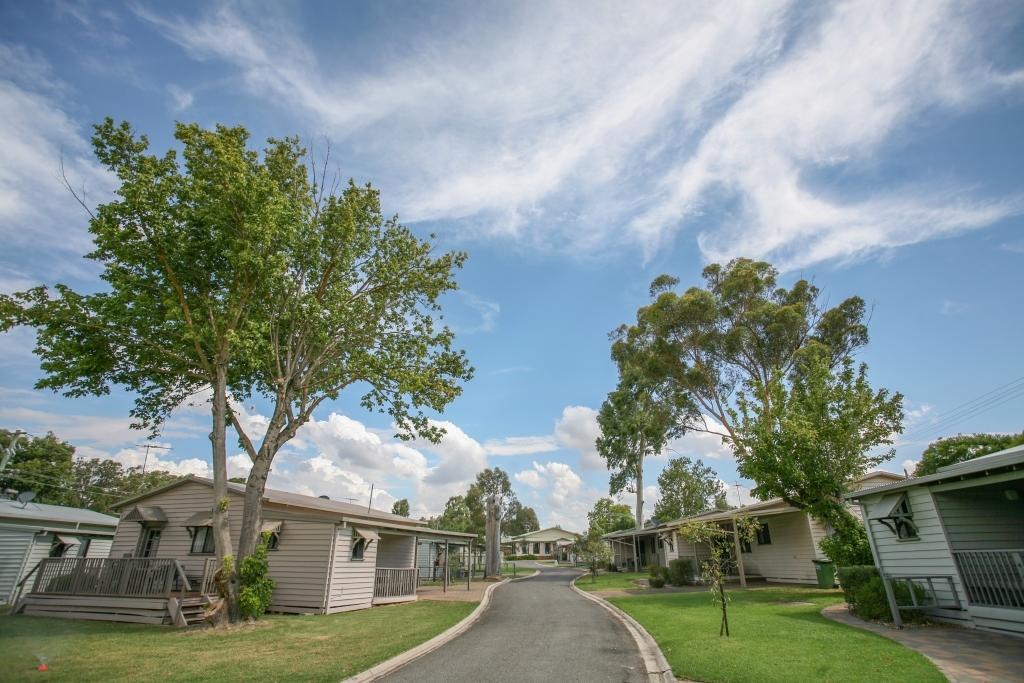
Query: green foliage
677 516 760 636
649 574 667 588
850 576 892 621
0 429 179 514
587 497 636 537
617 258 903 533
464 468 517 538
647 563 669 587
391 499 410 517
504 554 538 561
819 514 874 566
915 431 1024 476
667 558 694 586
653 456 728 521
578 532 613 582
430 495 473 533
835 565 878 606
238 534 275 620
503 501 540 537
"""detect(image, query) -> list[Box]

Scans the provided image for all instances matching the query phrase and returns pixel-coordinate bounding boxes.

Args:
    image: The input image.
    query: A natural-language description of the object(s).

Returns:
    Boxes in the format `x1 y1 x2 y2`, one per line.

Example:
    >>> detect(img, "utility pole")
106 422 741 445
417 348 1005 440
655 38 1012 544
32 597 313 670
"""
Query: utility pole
135 444 170 475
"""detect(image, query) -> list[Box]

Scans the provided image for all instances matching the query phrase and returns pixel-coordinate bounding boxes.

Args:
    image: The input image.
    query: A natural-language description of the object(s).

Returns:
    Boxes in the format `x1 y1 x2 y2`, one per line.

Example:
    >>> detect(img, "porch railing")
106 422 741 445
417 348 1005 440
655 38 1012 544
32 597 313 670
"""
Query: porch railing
198 557 218 597
29 557 190 598
953 549 1024 609
374 567 417 598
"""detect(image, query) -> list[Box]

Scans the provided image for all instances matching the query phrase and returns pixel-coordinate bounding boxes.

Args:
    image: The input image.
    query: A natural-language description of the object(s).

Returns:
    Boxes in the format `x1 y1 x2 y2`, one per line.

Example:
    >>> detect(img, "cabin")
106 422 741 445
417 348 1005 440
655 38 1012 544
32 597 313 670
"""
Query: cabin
0 497 118 604
604 471 904 584
10 476 474 625
507 527 581 561
848 444 1024 634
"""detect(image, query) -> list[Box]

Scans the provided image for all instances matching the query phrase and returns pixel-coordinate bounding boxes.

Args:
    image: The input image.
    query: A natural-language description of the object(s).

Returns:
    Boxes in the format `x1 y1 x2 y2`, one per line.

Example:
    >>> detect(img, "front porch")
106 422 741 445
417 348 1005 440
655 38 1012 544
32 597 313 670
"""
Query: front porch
11 556 218 626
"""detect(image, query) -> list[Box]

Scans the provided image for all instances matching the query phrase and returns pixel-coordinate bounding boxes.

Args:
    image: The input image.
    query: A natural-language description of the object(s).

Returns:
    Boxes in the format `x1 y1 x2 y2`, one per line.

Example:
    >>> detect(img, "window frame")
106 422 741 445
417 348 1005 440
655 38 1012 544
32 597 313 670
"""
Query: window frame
879 495 919 541
137 526 162 558
756 524 772 546
351 537 367 561
188 525 216 555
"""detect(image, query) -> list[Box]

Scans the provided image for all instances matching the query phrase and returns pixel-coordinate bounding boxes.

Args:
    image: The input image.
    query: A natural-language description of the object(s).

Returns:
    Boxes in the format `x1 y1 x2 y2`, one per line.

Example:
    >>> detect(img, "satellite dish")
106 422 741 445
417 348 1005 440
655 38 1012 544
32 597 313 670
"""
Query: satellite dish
16 491 36 507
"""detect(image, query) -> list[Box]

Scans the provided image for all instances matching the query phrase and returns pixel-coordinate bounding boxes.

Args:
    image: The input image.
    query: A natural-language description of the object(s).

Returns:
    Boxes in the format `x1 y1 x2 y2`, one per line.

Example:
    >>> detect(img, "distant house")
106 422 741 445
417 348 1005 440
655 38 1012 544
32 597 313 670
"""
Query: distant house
848 445 1024 634
507 527 581 561
0 497 118 604
11 476 474 624
604 471 903 584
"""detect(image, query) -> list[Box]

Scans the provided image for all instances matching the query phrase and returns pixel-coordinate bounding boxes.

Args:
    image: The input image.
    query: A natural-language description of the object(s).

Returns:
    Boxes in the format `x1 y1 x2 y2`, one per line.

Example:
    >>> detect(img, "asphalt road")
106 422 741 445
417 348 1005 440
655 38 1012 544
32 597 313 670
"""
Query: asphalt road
382 566 647 683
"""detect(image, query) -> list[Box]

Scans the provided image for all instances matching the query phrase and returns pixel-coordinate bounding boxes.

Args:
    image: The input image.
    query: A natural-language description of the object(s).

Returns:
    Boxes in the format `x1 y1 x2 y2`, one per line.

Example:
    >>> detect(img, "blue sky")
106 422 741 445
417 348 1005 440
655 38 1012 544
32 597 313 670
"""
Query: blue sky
1 1 1022 530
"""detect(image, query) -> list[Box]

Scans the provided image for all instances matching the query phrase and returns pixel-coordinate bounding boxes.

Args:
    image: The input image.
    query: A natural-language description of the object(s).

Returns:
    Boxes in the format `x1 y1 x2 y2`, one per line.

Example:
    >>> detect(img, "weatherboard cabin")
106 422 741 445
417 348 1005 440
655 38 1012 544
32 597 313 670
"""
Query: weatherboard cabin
507 527 581 561
10 476 474 625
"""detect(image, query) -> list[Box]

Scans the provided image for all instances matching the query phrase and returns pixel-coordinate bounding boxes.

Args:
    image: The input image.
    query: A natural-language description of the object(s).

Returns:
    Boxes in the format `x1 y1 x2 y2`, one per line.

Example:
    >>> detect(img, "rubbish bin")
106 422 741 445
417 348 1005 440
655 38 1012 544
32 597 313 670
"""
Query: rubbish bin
813 560 836 588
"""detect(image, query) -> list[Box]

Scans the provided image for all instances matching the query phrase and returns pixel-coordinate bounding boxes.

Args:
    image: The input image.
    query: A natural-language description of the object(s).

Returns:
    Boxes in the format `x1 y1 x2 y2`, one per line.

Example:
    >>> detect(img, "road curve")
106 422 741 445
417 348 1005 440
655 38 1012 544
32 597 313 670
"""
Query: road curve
381 566 647 682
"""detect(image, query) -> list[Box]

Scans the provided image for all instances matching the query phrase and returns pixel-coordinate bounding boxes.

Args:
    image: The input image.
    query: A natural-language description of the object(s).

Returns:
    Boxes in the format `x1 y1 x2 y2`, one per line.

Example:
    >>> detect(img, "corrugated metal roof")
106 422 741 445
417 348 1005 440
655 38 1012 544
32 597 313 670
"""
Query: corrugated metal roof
847 443 1024 499
0 499 119 528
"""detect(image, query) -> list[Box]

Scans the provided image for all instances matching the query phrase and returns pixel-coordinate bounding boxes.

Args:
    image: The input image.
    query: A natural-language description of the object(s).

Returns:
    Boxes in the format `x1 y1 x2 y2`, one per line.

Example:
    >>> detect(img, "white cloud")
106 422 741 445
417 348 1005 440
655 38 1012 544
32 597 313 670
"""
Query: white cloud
553 405 603 469
134 2 1023 268
901 459 919 476
484 435 557 457
940 300 967 316
453 292 500 334
167 84 194 111
513 460 594 530
633 0 1024 268
722 480 758 508
665 416 734 461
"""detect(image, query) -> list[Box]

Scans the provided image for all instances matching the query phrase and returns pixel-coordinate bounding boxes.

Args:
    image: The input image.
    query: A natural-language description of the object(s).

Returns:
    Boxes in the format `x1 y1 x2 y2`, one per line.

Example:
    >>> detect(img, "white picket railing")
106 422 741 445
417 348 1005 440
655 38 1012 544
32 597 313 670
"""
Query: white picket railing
953 548 1024 608
374 567 417 598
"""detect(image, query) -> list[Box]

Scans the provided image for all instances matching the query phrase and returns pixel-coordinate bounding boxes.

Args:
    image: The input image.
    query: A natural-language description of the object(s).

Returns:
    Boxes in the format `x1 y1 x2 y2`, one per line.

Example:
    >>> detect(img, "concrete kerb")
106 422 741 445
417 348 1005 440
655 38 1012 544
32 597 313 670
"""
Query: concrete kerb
344 570 541 683
570 575 676 683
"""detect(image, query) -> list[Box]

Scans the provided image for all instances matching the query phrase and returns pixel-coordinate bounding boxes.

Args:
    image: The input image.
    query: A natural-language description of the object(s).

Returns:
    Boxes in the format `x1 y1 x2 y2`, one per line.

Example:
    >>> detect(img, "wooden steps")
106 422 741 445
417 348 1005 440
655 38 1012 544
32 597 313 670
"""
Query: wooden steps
18 594 171 625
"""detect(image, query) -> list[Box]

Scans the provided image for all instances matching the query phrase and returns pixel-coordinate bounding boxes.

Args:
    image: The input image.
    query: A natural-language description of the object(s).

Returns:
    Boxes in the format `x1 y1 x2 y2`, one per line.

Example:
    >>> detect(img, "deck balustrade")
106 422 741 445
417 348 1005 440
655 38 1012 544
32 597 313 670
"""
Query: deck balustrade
953 549 1024 608
374 567 417 598
29 557 190 598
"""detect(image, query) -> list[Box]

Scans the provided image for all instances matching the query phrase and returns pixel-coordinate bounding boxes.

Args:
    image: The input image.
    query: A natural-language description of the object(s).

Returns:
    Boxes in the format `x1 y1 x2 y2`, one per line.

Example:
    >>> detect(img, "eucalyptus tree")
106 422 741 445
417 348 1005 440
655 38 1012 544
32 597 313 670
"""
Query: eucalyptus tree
596 358 693 528
391 499 411 517
653 456 727 522
619 259 903 540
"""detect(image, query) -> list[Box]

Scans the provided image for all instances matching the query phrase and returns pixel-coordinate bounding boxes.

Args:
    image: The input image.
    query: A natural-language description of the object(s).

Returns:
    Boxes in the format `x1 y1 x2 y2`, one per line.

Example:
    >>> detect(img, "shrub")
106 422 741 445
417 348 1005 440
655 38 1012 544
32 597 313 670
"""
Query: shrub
647 563 669 588
649 574 666 588
836 565 878 606
505 554 537 561
238 535 275 620
851 576 891 620
819 523 874 567
667 558 693 586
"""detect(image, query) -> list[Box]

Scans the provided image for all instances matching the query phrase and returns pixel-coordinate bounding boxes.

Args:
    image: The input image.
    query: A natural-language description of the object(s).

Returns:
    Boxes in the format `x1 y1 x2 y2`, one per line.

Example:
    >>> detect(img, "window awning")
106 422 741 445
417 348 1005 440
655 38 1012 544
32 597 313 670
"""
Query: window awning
55 534 80 545
556 539 575 547
122 506 168 524
261 520 283 534
353 527 380 541
867 493 905 520
183 511 213 527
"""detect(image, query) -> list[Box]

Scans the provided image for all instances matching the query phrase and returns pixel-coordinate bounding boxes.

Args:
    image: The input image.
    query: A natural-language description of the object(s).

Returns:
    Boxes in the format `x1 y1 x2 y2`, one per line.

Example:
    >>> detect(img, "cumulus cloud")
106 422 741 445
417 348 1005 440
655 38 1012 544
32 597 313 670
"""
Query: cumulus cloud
665 415 734 461
554 405 603 469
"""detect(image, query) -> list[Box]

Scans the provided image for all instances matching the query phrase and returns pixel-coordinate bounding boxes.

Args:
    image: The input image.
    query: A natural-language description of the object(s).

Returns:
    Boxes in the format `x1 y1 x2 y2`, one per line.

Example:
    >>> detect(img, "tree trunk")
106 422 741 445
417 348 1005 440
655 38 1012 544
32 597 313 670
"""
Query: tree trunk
485 494 500 577
210 362 240 622
635 454 644 528
238 451 274 562
719 582 730 636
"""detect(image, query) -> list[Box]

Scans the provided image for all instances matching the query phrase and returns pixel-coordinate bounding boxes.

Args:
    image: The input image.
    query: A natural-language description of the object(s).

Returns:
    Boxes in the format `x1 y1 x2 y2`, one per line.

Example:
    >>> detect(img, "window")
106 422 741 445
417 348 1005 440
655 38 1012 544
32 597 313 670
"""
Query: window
740 538 752 554
533 542 540 554
878 495 918 540
189 526 216 554
138 527 162 558
78 539 92 557
266 532 280 551
756 524 772 546
49 539 70 557
351 538 367 560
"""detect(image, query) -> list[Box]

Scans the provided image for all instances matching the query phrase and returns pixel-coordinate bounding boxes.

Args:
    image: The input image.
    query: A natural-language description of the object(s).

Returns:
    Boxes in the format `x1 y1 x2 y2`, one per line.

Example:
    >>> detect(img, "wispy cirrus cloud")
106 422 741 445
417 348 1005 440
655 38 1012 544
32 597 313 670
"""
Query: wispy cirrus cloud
133 1 1024 269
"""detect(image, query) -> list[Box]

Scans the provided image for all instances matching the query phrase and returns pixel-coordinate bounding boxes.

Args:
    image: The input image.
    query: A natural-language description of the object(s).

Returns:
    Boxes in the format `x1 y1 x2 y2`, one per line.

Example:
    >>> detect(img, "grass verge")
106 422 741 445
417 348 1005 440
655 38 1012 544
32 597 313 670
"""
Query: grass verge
0 600 476 682
574 571 648 592
609 587 943 683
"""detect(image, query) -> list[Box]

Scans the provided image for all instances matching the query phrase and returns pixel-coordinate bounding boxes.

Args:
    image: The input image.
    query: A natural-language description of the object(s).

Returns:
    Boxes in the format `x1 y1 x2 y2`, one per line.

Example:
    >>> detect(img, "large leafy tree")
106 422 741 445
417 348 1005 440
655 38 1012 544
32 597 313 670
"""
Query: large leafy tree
503 500 540 536
914 431 1024 476
1 121 470 622
596 358 693 527
391 499 411 517
621 259 903 534
653 457 728 522
586 497 636 536
429 495 473 533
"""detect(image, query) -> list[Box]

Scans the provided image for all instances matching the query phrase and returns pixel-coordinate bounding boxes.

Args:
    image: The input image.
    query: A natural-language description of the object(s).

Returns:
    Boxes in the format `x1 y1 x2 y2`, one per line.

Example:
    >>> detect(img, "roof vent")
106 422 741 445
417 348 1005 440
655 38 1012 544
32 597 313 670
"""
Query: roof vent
318 495 330 500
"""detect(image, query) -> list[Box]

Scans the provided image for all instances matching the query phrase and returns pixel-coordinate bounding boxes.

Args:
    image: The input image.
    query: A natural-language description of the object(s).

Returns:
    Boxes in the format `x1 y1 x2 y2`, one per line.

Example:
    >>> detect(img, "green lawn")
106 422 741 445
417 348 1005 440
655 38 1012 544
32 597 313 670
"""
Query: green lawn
574 571 648 592
0 600 475 682
610 588 944 683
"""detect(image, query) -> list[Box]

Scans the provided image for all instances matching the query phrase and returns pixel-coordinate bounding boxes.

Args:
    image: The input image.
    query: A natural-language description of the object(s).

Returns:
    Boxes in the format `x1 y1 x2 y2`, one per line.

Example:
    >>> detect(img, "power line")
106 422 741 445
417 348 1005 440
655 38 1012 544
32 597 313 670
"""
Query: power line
902 375 1024 441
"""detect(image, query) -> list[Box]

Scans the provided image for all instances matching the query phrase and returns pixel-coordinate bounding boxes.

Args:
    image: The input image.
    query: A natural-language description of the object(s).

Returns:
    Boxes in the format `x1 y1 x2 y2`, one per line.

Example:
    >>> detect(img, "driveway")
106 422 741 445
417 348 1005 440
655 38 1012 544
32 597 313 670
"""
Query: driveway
382 567 648 682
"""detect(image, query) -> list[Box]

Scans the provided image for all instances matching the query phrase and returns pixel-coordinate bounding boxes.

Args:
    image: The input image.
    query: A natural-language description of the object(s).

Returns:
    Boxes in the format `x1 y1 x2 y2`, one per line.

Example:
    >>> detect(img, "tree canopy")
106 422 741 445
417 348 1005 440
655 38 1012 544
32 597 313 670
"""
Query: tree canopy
586 497 635 537
653 456 728 522
914 431 1024 476
0 429 179 514
391 499 410 517
503 500 540 536
618 258 903 528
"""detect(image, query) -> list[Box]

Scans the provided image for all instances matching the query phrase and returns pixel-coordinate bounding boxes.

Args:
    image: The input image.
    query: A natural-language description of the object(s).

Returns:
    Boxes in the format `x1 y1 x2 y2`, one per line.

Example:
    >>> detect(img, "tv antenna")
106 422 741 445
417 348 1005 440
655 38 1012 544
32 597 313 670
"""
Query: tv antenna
732 481 745 507
16 490 36 508
135 444 170 475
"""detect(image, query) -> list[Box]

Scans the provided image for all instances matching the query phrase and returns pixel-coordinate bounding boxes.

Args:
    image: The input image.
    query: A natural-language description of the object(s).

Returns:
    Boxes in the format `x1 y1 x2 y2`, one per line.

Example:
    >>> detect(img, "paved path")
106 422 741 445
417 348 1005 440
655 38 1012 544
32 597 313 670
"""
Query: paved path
383 567 648 683
823 604 1024 683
